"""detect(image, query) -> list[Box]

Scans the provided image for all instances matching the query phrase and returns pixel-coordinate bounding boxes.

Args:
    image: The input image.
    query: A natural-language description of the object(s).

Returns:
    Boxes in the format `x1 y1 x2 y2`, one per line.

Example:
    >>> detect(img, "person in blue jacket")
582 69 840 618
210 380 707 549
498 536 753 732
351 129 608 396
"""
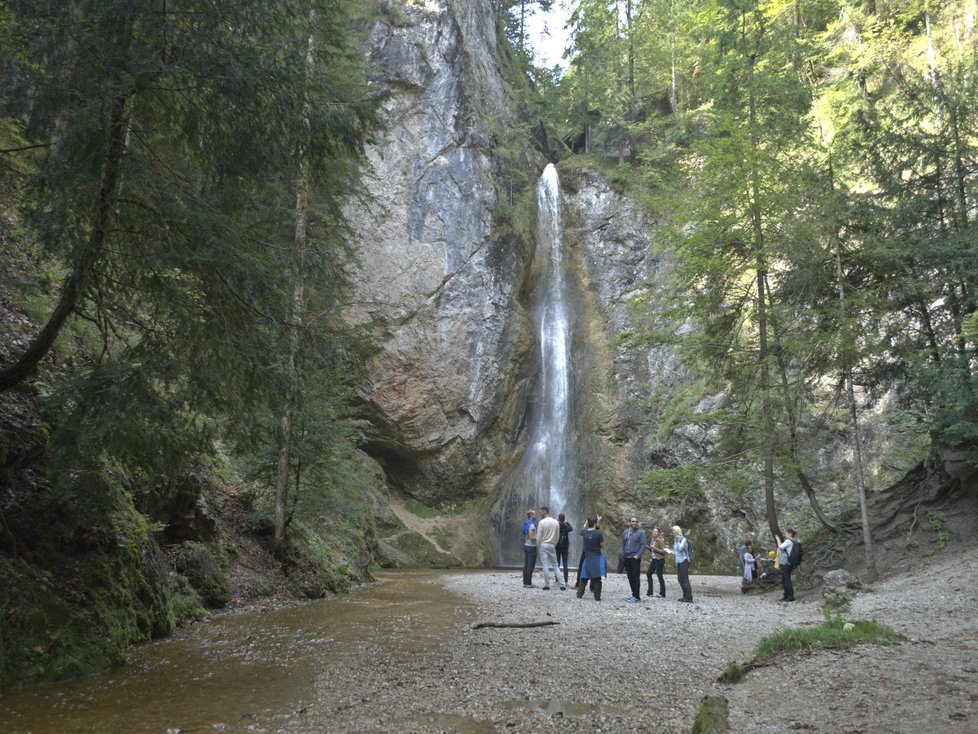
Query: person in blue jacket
575 517 606 601
662 525 693 603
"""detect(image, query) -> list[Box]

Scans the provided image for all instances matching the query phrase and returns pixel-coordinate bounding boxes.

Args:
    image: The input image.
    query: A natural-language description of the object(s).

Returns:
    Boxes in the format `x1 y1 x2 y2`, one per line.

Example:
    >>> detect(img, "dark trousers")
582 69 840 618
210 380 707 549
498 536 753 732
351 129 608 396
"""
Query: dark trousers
522 546 537 586
574 549 585 586
556 545 569 583
646 558 666 596
781 564 794 601
576 577 602 600
624 556 642 599
677 559 692 601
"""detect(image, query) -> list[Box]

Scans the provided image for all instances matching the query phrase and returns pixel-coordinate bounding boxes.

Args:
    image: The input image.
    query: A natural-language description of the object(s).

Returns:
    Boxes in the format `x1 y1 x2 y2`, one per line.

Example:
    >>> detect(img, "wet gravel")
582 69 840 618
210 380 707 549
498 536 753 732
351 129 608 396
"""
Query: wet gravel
307 547 978 734
723 546 978 733
307 570 819 733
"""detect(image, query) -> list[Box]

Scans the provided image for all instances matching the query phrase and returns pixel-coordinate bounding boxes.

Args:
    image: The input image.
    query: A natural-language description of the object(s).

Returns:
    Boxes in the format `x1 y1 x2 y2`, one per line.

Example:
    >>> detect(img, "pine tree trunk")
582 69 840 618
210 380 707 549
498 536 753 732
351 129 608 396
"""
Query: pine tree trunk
274 14 315 557
0 92 130 393
745 49 780 540
835 240 876 578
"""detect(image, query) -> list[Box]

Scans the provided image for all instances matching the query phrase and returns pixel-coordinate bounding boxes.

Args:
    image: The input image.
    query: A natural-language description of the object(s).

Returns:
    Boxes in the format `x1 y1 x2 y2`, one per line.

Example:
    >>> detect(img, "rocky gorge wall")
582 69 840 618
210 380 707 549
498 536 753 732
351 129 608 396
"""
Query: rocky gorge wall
348 0 539 564
350 1 900 569
348 1 688 564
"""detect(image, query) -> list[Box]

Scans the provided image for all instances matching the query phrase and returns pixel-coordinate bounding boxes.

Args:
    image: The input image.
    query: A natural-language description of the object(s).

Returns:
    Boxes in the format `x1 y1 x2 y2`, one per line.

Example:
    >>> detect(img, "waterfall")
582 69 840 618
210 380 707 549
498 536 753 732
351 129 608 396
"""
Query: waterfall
492 163 579 566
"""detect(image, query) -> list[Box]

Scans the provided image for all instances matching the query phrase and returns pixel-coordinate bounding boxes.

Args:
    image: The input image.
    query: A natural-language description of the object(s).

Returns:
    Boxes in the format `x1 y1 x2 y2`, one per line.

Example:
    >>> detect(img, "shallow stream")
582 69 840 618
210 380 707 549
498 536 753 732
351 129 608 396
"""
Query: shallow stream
0 570 471 733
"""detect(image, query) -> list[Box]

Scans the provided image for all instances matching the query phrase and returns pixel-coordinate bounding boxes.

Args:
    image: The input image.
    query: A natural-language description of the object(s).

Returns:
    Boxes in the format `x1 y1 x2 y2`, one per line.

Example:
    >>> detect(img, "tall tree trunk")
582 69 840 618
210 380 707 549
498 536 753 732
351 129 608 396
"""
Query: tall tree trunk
670 0 678 113
835 241 876 578
274 12 315 557
811 103 872 553
745 47 780 540
764 275 839 533
0 93 130 393
625 0 635 161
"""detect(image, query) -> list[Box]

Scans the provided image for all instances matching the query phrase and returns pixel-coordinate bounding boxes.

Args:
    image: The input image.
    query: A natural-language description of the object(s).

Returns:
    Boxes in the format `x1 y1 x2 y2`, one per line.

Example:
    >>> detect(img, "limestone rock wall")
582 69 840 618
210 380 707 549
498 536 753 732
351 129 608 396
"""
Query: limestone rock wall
560 168 701 549
349 1 535 522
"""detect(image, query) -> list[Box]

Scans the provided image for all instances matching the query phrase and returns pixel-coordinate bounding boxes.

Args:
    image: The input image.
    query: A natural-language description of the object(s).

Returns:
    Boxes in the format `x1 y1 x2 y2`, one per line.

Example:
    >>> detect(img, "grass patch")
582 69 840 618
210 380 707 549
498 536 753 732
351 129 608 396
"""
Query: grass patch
720 615 906 685
403 498 441 519
754 616 906 662
719 660 746 684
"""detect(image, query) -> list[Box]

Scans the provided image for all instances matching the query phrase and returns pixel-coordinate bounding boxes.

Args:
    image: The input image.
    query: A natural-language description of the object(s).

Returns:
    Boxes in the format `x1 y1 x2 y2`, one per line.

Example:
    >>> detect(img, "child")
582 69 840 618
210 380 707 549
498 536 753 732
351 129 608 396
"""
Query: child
743 542 756 583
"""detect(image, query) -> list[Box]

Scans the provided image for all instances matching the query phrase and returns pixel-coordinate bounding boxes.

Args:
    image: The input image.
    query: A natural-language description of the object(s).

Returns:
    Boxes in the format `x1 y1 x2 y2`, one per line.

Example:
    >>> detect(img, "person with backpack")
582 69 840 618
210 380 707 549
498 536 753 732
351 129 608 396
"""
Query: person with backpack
575 517 606 601
775 528 800 602
556 513 573 586
573 515 602 589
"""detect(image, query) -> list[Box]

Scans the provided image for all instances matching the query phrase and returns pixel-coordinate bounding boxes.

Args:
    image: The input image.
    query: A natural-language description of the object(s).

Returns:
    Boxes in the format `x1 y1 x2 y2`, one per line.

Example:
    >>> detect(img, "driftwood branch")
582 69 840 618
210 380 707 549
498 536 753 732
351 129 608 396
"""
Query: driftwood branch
471 620 560 630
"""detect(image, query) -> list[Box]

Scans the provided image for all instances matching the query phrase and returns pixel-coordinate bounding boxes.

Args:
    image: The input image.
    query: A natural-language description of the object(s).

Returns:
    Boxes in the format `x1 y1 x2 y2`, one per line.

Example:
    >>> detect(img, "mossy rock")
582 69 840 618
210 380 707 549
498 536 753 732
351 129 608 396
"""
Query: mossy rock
691 695 730 733
0 479 175 692
170 574 207 624
172 541 230 608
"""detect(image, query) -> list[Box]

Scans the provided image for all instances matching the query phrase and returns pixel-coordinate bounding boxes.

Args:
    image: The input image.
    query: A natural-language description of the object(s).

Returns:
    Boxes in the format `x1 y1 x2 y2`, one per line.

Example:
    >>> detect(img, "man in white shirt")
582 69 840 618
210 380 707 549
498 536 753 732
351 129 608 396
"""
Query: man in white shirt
536 506 565 590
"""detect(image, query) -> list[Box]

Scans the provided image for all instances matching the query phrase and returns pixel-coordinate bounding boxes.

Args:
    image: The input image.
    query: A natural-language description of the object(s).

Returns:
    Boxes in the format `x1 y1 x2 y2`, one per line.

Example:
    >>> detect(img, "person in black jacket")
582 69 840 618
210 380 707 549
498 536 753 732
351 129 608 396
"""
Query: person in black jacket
556 513 573 586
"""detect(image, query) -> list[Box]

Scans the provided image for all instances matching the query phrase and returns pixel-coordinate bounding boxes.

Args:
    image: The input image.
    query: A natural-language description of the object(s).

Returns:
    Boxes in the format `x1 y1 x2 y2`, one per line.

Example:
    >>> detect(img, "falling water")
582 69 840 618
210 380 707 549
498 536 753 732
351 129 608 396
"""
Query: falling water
493 163 579 566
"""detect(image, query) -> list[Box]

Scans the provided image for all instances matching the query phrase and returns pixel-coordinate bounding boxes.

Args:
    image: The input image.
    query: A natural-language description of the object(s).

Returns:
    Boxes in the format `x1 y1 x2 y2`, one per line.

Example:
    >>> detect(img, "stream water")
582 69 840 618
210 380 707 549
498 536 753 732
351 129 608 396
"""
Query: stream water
0 571 472 734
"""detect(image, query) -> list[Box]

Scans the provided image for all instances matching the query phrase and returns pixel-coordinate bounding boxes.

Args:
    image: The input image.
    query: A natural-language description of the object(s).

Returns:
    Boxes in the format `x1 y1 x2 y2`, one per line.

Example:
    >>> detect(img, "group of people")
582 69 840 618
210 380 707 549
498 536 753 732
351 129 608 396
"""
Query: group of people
738 528 801 603
521 506 573 591
523 508 803 604
520 509 695 603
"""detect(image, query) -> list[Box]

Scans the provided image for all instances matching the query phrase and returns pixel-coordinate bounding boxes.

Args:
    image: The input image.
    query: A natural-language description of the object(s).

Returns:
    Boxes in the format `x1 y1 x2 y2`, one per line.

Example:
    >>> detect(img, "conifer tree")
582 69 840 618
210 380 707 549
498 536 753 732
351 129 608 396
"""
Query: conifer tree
0 1 377 479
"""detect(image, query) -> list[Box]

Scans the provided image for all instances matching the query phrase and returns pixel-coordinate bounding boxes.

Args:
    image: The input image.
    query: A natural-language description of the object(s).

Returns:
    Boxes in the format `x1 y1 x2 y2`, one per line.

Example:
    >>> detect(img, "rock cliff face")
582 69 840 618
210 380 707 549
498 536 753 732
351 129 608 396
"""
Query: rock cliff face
560 169 713 543
349 0 536 559
352 3 926 570
352 3 802 566
352 3 701 564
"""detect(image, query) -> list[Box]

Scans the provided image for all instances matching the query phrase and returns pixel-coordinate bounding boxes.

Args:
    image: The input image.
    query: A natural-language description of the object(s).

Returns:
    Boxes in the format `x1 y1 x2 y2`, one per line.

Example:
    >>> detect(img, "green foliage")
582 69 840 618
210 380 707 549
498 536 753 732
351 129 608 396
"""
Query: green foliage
924 514 950 556
171 542 230 608
636 464 706 502
719 659 747 684
551 0 978 529
753 616 906 663
237 446 383 592
498 0 555 57
1 0 379 480
169 576 208 625
0 471 175 692
404 498 442 519
0 0 385 689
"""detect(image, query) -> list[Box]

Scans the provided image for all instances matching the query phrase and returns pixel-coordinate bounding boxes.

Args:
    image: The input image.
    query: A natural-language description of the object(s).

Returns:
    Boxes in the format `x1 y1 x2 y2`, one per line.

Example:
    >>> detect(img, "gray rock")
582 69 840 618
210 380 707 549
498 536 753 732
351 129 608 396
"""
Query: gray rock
348 0 534 510
823 568 862 611
824 568 861 589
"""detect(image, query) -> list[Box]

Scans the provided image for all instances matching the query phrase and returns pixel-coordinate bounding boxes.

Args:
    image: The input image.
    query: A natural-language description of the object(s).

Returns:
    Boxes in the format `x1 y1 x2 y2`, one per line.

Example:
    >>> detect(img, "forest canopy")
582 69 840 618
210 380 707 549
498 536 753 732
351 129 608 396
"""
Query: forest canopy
497 0 978 551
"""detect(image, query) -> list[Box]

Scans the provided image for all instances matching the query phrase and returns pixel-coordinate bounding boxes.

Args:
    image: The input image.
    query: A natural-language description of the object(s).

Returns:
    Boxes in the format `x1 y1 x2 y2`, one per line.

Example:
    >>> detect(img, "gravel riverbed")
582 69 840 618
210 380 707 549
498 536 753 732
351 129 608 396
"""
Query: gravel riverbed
300 546 978 733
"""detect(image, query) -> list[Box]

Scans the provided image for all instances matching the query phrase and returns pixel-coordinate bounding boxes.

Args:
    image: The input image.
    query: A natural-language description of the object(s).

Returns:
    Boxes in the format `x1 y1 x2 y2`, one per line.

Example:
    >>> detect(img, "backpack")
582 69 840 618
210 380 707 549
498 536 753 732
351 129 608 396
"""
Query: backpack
787 540 803 569
684 537 696 563
557 521 571 547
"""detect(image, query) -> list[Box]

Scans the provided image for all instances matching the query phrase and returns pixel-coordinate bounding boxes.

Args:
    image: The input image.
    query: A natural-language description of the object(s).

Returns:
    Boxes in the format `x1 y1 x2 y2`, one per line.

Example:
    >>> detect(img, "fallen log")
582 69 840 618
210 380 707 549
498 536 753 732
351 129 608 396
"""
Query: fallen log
471 620 560 630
